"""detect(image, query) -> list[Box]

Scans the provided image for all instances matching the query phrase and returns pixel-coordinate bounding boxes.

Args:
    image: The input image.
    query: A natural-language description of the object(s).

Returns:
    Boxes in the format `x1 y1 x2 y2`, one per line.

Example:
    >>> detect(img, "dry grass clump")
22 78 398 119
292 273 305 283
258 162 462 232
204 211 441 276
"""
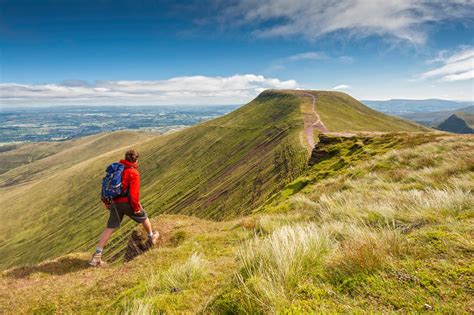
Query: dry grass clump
122 301 153 315
328 225 406 275
147 253 209 293
236 223 334 311
253 212 310 235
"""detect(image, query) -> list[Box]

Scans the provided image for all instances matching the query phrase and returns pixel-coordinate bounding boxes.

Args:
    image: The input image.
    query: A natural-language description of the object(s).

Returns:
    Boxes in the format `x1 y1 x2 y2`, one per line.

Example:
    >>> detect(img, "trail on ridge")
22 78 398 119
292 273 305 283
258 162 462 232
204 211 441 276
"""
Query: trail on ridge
301 92 328 149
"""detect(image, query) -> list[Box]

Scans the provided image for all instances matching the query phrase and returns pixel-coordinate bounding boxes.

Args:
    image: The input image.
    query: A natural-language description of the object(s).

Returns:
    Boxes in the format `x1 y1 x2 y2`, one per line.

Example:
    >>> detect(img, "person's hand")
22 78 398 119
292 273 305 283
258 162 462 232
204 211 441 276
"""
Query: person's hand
101 198 111 210
134 205 144 214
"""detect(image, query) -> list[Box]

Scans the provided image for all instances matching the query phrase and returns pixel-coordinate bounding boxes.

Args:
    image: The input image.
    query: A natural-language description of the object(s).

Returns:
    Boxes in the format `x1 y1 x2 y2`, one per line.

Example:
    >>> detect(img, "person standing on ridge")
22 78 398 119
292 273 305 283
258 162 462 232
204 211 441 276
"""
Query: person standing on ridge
89 149 160 267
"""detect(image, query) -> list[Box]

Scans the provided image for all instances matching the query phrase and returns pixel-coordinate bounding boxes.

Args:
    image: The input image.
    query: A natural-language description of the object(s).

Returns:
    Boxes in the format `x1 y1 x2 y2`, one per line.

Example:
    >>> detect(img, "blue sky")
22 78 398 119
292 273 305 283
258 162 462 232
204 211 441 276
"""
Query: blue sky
1 0 473 106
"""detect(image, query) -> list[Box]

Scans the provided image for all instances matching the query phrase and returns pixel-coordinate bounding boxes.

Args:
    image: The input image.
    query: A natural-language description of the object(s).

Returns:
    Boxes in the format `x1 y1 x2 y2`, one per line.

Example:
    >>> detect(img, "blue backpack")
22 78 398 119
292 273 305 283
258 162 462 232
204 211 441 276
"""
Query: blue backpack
101 163 126 201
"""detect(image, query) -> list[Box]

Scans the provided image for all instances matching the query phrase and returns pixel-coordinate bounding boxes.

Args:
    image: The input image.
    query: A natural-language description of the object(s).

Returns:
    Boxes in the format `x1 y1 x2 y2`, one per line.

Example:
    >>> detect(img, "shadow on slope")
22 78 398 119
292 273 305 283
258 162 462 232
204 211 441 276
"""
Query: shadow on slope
3 254 90 279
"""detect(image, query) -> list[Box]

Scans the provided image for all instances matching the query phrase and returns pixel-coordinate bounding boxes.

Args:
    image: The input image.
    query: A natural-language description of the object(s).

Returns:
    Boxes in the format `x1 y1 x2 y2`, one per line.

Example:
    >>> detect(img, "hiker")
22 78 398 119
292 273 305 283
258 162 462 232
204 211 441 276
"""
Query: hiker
89 149 159 267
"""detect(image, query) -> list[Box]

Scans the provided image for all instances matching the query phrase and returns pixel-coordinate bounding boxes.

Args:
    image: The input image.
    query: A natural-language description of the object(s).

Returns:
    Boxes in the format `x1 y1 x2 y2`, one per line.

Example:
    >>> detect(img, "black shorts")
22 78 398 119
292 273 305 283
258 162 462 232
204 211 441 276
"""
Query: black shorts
107 202 148 228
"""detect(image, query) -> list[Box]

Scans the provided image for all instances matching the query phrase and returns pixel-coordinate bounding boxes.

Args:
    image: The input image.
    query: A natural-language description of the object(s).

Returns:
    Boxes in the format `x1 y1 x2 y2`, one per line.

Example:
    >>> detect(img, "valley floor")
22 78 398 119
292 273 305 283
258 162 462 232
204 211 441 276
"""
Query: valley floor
1 133 472 313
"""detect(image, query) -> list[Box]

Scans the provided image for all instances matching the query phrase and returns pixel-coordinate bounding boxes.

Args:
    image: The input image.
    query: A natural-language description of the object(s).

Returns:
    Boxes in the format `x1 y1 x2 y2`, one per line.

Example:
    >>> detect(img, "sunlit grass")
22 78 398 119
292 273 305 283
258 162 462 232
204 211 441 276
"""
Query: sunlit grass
210 135 473 313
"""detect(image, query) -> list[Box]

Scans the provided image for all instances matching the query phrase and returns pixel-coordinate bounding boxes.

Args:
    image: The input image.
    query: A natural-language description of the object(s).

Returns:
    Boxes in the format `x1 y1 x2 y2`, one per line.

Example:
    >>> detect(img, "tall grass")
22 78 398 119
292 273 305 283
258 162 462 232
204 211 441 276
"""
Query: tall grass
236 223 334 312
147 252 209 293
121 301 153 315
210 136 474 313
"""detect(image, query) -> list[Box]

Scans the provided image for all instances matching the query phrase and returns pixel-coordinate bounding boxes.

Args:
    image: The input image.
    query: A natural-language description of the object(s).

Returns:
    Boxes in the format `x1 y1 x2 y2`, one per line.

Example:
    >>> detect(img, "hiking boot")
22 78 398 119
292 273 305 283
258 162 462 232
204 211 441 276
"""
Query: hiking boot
89 252 104 267
148 231 160 246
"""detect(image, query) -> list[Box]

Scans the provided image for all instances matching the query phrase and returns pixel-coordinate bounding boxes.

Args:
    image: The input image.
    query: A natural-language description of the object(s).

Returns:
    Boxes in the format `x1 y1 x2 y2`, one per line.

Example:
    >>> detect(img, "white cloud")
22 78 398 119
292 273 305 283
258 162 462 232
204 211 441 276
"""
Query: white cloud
420 46 474 82
223 0 474 44
332 84 352 90
267 51 328 72
286 51 327 62
267 51 354 73
0 74 299 106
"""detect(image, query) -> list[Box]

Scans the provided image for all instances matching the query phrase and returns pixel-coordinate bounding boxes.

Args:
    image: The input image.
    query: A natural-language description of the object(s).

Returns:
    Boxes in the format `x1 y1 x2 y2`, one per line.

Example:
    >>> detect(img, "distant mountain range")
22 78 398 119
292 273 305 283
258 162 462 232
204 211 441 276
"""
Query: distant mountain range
362 99 473 115
362 99 474 134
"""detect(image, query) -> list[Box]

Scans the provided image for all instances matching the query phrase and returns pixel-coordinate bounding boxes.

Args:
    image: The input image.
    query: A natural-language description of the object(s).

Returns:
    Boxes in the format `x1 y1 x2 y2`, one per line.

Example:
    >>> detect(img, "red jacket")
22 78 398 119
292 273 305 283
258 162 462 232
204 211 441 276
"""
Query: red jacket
113 159 142 212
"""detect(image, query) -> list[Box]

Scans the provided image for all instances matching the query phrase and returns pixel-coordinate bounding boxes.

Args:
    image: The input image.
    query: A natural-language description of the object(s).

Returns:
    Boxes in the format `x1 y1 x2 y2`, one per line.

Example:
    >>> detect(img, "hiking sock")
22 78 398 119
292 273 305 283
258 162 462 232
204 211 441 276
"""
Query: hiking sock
95 247 103 254
147 232 154 238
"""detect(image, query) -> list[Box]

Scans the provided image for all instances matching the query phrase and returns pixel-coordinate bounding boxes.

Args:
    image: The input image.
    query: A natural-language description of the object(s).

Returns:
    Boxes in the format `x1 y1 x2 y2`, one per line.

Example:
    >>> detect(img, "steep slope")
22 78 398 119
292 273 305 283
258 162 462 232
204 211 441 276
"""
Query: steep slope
0 90 430 270
1 133 471 314
436 113 474 134
0 91 308 269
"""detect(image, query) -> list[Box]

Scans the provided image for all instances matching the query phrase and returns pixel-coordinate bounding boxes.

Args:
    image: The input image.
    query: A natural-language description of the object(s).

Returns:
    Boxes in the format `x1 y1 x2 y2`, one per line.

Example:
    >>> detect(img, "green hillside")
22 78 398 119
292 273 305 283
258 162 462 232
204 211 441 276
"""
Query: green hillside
1 133 471 314
310 91 428 132
0 90 430 270
0 131 156 187
0 141 70 175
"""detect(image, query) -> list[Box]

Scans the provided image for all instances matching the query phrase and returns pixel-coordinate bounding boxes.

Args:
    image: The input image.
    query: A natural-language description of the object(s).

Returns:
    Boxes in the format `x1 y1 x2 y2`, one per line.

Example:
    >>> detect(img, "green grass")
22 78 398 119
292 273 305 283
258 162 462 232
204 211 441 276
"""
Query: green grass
311 91 429 132
1 90 431 270
0 141 69 175
0 133 471 313
5 89 460 313
209 134 473 313
0 130 156 187
0 90 310 269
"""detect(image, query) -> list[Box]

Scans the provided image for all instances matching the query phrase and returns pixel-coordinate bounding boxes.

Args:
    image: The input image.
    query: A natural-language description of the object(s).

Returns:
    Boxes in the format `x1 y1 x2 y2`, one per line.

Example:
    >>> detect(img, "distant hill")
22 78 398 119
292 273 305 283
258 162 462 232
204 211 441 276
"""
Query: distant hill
0 90 429 269
363 99 473 115
312 91 427 132
0 131 156 179
436 112 474 134
399 105 474 126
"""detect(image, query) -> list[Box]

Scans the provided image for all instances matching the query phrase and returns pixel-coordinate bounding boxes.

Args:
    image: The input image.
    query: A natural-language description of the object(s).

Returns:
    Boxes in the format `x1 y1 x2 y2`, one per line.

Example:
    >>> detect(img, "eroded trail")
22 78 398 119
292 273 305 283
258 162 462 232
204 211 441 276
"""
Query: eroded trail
301 92 328 149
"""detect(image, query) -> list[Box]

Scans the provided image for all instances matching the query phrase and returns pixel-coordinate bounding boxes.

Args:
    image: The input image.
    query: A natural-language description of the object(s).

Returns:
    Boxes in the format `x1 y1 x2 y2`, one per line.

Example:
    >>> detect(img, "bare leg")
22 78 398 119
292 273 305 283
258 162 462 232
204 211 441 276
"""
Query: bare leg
141 218 153 235
98 228 115 249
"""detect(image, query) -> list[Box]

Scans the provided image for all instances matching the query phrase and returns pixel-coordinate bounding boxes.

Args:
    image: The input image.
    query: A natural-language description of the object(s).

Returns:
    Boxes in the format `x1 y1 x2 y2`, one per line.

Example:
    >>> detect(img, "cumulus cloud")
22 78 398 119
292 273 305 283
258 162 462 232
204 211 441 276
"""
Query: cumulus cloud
420 46 474 82
222 0 474 43
0 74 299 106
332 84 352 90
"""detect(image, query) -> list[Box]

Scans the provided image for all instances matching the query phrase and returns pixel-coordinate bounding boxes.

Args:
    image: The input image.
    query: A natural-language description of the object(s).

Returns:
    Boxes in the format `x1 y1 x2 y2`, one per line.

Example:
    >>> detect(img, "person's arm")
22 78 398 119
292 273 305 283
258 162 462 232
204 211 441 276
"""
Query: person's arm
128 169 142 212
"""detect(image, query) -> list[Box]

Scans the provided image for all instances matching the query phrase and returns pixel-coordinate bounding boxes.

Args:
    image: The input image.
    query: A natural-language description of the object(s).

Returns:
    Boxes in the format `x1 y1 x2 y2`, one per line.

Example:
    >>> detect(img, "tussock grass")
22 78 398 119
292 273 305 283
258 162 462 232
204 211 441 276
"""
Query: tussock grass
121 301 153 315
210 135 473 313
147 252 209 293
328 225 406 275
228 222 408 312
235 223 333 312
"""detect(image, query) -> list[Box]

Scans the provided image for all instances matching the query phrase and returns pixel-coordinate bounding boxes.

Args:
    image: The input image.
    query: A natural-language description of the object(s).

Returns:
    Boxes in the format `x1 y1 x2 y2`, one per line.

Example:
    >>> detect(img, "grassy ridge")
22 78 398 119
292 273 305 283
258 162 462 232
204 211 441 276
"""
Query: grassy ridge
0 91 309 269
0 90 430 270
1 133 471 313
